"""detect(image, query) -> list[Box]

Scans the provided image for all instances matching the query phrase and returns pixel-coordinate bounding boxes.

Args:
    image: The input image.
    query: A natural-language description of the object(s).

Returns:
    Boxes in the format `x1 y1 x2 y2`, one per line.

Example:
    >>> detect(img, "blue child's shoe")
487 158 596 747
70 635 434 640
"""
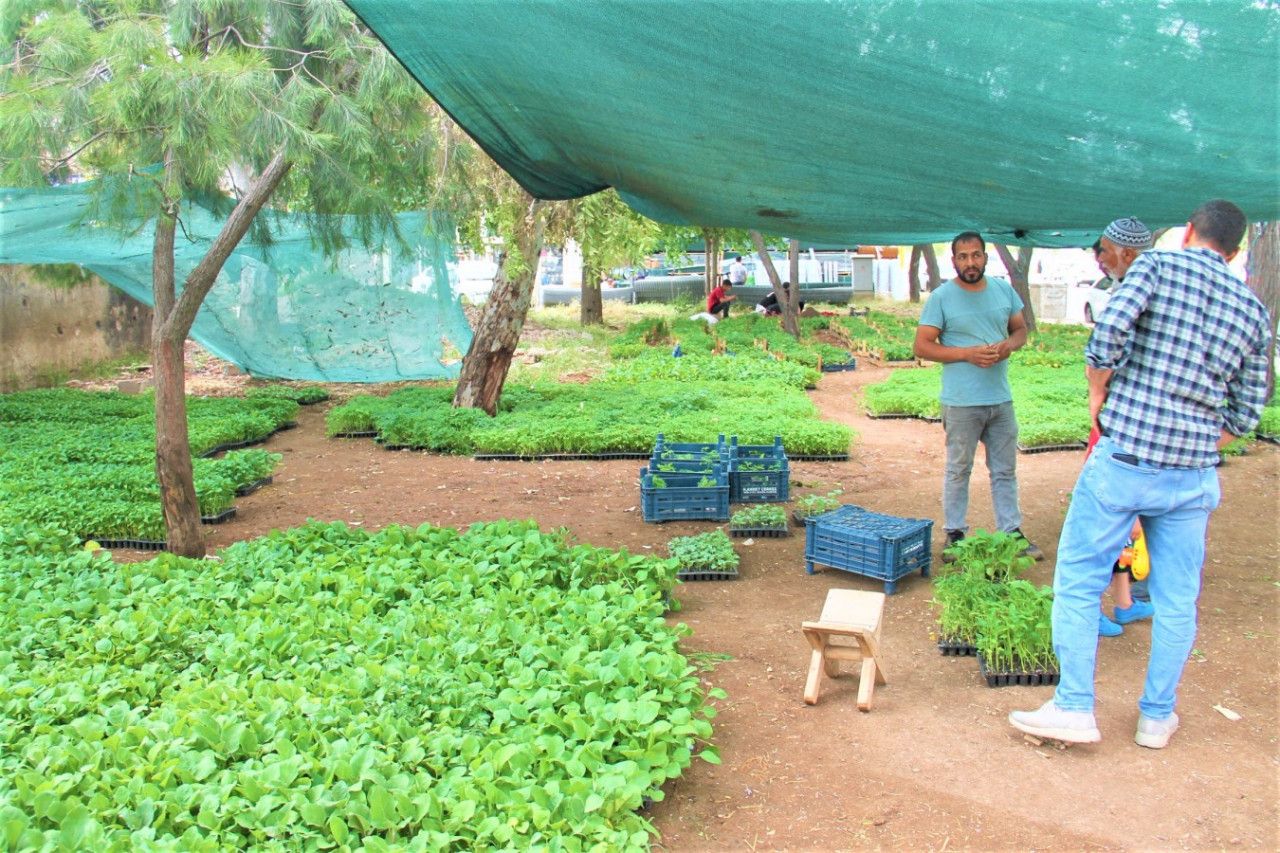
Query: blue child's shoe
1114 600 1155 625
1099 613 1124 637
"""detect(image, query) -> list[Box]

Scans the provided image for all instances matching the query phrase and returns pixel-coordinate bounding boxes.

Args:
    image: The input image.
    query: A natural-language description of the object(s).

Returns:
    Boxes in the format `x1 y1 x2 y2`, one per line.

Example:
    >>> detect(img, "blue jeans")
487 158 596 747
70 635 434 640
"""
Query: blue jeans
1052 436 1220 719
941 402 1021 533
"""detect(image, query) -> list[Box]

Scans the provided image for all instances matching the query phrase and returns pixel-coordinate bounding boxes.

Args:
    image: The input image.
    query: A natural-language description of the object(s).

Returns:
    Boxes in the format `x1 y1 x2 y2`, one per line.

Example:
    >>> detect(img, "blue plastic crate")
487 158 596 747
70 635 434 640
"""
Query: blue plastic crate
640 468 730 522
647 459 726 476
651 433 728 463
729 435 786 462
728 458 790 503
804 505 932 594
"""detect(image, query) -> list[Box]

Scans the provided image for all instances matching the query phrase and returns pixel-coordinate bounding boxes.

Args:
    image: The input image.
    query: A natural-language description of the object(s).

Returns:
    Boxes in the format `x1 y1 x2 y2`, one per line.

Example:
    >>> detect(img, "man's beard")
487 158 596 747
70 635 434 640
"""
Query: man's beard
958 266 984 284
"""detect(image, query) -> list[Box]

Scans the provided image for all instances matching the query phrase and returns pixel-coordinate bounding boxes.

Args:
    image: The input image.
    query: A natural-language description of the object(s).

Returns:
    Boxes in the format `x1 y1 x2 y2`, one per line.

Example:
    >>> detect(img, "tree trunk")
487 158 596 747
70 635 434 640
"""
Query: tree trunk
1246 221 1279 398
908 245 922 303
454 194 545 414
701 228 717 296
152 149 293 557
580 263 603 325
750 230 799 335
923 244 942 291
993 243 1038 332
781 238 800 339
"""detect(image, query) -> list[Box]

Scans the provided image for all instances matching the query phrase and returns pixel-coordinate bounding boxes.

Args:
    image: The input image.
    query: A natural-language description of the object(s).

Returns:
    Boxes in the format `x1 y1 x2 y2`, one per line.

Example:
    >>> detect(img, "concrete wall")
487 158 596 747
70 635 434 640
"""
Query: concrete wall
0 265 152 391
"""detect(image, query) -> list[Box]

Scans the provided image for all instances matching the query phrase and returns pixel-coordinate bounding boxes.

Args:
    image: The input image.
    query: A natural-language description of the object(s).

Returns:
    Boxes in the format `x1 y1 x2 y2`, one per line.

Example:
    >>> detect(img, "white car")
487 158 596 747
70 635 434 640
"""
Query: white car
1083 276 1115 324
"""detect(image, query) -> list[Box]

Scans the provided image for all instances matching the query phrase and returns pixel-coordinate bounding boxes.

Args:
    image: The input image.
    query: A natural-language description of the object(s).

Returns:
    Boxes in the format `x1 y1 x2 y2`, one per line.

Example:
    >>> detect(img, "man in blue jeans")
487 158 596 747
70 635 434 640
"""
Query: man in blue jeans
914 231 1041 561
1010 200 1272 748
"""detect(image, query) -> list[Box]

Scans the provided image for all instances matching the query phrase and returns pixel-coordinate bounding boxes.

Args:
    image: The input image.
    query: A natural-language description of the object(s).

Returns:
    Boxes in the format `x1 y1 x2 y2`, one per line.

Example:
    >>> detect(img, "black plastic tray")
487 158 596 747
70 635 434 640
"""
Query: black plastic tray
865 411 917 420
472 451 652 461
1017 442 1087 454
235 476 273 496
91 537 168 551
333 429 379 438
201 507 237 525
728 525 789 538
821 359 857 373
789 453 850 462
676 566 740 582
937 636 978 657
977 653 1060 687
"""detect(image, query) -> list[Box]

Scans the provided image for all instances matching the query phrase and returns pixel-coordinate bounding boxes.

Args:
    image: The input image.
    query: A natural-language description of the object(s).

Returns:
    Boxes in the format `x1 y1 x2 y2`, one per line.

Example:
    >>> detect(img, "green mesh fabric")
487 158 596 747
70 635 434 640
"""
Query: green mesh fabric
0 182 472 381
348 0 1280 247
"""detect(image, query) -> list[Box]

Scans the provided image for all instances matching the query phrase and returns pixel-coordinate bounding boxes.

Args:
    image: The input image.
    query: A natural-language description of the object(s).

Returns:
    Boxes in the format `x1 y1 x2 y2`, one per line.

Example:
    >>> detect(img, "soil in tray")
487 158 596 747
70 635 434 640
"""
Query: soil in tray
729 526 789 538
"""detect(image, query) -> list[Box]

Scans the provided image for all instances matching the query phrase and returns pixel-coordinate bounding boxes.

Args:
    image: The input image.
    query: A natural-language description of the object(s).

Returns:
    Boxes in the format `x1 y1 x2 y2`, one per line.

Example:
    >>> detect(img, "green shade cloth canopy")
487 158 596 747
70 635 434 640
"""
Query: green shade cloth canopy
1 182 472 381
348 0 1280 246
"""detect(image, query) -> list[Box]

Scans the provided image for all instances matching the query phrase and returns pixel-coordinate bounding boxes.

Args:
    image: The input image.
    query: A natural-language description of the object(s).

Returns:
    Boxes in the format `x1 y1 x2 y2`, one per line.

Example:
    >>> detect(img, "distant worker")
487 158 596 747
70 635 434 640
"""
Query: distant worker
913 231 1041 561
728 255 748 286
707 277 735 319
756 282 806 316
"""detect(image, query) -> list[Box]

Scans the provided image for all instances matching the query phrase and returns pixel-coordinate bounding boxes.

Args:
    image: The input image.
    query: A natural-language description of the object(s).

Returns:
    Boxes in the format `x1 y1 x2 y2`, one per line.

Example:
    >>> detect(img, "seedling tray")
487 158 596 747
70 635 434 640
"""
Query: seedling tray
201 507 238 525
977 653 1060 687
1017 441 1087 454
91 537 168 551
920 416 942 424
864 411 917 420
804 504 932 594
334 430 379 438
1257 433 1280 445
728 525 789 538
790 453 850 462
675 566 740 581
937 636 978 656
821 358 857 372
235 476 273 496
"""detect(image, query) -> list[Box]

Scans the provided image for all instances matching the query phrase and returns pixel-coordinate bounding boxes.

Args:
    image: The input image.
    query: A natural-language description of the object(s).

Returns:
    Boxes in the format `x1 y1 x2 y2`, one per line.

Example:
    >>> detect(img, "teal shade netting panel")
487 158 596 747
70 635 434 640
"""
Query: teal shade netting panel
0 182 472 381
347 0 1280 247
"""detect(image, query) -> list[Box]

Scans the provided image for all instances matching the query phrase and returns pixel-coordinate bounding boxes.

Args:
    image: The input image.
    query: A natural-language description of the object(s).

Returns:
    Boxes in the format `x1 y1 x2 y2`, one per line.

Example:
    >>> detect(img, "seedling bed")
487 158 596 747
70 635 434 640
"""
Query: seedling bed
91 537 168 551
937 636 978 657
977 653 1060 687
676 566 741 582
1017 442 1087 454
235 476 274 496
729 524 789 538
201 507 238 525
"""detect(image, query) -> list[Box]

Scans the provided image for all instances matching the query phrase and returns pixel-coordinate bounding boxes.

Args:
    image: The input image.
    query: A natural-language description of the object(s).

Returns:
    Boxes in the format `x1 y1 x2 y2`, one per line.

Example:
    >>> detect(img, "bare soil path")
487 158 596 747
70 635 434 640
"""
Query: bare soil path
159 366 1277 851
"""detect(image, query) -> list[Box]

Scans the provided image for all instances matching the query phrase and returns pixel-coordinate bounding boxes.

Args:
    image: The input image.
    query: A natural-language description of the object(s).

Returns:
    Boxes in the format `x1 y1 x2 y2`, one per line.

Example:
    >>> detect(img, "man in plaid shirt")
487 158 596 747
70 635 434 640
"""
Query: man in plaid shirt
1011 200 1272 748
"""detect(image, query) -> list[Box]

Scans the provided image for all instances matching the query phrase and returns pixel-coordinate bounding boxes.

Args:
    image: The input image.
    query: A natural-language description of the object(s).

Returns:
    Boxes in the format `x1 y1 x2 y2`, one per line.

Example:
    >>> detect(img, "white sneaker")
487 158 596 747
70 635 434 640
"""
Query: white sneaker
1135 713 1179 749
1009 699 1101 743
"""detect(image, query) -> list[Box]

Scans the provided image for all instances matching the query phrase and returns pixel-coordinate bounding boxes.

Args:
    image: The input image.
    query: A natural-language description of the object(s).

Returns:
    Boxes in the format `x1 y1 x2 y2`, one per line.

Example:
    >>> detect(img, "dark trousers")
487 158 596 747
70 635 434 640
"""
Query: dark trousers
709 300 730 319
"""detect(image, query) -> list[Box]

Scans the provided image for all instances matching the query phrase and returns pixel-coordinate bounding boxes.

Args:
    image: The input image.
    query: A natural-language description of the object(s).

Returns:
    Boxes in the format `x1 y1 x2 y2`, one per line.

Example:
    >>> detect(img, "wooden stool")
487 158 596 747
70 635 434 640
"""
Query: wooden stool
802 588 887 711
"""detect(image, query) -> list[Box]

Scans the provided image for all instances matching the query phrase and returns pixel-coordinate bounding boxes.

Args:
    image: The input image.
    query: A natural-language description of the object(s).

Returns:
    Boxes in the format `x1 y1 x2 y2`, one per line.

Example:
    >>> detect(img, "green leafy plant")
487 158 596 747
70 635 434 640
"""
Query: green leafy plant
794 491 843 520
974 580 1057 672
729 504 787 528
943 529 1034 582
0 519 722 849
667 530 739 572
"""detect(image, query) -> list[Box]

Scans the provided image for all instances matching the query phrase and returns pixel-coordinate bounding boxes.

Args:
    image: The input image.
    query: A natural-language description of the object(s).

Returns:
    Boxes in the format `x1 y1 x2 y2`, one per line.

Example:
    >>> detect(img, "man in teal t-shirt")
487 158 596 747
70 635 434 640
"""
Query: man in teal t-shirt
914 231 1041 561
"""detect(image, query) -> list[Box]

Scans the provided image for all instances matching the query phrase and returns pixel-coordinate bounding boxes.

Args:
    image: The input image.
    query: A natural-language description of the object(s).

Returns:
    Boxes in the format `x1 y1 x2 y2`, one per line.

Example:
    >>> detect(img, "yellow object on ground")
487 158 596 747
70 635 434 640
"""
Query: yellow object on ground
1131 529 1150 581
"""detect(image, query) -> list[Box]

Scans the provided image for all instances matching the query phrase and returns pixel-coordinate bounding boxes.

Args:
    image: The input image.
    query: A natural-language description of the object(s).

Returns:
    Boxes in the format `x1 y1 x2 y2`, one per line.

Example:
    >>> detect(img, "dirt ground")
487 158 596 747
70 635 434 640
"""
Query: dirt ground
125 365 1278 851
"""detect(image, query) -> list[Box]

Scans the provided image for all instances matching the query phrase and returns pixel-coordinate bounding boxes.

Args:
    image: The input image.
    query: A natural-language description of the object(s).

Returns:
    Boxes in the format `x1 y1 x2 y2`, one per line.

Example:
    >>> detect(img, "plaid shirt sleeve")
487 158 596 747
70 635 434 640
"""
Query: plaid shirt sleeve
1084 256 1157 370
1222 321 1273 436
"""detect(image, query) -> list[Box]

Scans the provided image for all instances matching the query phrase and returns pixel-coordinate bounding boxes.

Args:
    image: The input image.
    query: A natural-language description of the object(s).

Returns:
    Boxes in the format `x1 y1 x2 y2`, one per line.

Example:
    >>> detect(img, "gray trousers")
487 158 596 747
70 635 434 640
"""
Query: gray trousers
941 401 1022 533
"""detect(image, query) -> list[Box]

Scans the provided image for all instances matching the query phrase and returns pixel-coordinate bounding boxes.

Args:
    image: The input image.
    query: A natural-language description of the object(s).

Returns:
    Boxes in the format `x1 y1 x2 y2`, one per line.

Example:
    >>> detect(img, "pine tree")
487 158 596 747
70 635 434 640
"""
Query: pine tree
1 0 442 555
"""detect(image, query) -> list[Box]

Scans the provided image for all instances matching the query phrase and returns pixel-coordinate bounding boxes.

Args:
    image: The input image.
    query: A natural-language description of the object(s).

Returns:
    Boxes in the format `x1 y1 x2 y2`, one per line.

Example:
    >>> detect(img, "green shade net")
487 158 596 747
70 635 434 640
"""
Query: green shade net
0 182 472 381
348 0 1280 247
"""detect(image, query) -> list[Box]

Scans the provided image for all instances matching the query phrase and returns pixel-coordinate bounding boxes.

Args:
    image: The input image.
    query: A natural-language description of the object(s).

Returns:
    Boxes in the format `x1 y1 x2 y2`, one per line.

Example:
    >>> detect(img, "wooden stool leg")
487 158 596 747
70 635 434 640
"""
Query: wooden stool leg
857 657 878 711
803 647 825 705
